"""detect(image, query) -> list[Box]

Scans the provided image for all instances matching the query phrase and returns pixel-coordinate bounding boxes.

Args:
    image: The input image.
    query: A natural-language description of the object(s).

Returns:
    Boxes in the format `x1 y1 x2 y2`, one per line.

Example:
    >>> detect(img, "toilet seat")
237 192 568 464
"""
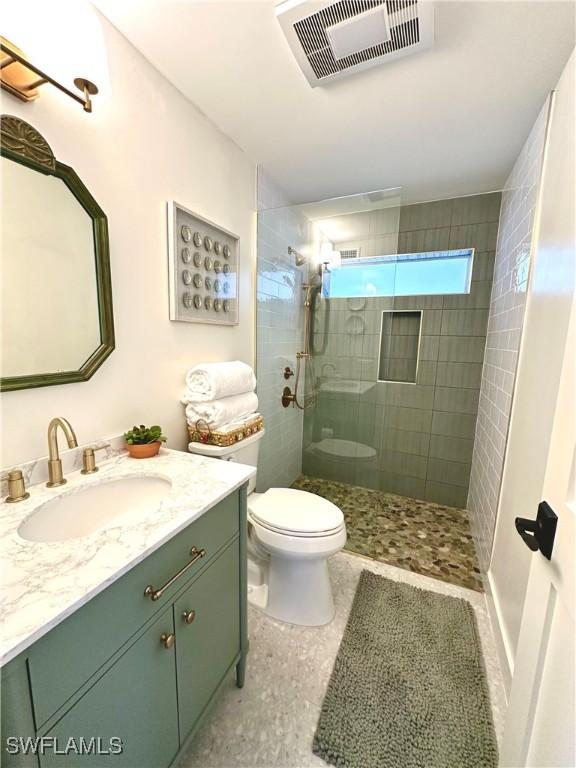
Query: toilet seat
248 488 344 538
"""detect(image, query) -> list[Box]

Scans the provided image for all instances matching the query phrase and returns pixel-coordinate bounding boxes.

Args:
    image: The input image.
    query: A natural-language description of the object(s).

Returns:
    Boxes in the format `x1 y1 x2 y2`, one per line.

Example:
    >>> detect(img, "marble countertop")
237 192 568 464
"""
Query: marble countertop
0 448 255 667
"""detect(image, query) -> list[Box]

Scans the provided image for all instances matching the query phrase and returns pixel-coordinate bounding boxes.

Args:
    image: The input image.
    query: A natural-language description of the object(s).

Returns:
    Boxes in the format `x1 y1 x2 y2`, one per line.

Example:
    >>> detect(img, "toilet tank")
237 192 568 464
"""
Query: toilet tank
188 429 264 494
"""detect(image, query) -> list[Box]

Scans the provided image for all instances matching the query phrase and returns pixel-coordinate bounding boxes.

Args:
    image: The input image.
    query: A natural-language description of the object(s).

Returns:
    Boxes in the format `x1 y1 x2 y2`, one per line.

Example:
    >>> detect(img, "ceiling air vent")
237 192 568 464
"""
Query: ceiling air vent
276 0 434 87
340 248 361 260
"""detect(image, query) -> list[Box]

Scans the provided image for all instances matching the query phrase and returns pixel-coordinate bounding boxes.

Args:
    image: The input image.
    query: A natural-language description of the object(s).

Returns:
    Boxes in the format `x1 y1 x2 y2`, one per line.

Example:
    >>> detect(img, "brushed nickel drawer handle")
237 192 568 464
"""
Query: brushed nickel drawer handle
144 546 206 601
182 609 196 625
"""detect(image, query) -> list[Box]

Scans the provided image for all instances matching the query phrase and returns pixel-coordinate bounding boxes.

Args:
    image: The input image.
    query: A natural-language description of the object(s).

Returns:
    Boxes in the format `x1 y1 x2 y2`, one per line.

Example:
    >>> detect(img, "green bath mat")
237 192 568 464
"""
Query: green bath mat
313 570 498 768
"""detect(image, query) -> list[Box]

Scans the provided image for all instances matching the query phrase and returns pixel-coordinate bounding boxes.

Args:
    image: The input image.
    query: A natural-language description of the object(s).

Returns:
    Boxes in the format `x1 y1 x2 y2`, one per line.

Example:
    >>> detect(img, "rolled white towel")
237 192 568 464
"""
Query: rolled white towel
185 392 259 430
183 361 255 402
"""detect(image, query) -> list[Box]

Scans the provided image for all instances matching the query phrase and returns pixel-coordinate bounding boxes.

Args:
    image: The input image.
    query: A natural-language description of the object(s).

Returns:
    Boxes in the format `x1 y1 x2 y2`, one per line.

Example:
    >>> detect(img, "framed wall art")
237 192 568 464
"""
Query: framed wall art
167 201 239 325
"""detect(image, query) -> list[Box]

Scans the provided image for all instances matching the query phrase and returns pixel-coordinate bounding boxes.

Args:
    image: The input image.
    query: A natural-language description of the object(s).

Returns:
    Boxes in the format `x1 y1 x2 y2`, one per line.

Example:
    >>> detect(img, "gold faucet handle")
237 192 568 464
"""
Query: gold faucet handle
2 469 30 503
81 444 110 475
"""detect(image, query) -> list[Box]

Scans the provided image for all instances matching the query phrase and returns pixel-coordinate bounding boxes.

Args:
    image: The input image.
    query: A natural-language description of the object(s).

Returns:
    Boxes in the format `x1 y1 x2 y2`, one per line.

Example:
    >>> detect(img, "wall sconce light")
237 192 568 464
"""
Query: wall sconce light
0 37 98 113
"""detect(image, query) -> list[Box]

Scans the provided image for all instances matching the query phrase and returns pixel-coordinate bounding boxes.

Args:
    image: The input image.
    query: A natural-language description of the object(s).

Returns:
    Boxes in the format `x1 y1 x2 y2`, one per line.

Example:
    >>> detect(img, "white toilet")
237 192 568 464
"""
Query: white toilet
188 429 346 626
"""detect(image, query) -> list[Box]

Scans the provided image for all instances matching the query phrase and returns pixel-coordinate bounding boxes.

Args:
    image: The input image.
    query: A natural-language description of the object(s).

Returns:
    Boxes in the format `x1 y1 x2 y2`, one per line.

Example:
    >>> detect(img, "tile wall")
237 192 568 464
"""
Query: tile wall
303 193 501 508
379 310 422 382
256 171 313 491
468 100 550 572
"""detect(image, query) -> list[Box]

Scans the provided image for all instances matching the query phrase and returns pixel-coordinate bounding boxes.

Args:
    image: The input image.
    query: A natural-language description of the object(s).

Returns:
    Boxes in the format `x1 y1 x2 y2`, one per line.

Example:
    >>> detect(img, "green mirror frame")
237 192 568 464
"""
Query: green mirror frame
0 115 114 391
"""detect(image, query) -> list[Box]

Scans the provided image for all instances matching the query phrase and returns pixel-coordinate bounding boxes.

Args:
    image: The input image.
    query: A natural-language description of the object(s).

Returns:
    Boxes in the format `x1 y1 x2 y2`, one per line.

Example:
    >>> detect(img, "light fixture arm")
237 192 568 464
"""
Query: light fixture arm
0 37 98 113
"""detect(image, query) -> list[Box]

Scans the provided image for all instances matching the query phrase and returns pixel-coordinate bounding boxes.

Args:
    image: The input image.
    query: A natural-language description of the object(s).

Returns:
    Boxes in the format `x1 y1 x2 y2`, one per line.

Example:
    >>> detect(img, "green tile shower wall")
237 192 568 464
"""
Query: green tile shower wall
256 171 311 491
303 193 501 508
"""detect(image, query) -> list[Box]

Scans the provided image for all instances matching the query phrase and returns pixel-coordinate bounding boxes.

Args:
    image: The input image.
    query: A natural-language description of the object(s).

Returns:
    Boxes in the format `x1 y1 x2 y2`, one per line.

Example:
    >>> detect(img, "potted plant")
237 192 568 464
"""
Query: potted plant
124 425 167 459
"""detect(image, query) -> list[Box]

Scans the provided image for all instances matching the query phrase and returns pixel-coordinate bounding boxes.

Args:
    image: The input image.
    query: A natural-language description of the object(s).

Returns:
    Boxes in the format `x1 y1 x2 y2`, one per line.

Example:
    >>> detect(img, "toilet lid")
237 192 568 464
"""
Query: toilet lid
248 488 344 536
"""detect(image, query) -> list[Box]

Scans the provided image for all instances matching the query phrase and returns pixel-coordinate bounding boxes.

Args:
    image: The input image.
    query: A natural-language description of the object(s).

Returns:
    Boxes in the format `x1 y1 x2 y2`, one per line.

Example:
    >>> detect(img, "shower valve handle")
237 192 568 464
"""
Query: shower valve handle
281 387 296 408
283 367 294 379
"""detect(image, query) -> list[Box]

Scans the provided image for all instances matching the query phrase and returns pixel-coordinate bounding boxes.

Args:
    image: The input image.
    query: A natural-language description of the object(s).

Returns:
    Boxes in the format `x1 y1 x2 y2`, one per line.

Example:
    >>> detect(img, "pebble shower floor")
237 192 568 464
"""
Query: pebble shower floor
292 475 483 592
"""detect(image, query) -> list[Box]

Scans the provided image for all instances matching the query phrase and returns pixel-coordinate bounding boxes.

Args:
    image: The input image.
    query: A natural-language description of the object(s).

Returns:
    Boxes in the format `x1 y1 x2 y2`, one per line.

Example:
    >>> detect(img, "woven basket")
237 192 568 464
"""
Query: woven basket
187 415 264 448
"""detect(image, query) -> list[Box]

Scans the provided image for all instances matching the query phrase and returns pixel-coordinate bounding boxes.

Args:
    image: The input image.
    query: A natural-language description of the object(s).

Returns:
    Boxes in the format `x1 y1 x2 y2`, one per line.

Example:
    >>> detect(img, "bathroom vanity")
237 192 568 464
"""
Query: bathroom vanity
0 449 254 767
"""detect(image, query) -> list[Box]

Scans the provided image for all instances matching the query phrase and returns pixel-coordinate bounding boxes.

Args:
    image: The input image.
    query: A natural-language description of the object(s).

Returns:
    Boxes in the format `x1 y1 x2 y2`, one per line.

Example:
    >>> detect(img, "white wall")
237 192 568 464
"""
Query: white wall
0 5 256 467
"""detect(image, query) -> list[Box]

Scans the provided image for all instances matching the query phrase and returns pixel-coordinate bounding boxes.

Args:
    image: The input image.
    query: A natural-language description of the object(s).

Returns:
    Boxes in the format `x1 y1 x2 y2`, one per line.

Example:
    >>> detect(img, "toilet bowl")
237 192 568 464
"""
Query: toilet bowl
188 429 346 626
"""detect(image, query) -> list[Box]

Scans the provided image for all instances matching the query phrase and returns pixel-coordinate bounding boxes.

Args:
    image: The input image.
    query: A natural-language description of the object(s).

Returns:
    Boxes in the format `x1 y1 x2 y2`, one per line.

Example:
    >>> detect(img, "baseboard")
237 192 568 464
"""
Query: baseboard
485 569 513 696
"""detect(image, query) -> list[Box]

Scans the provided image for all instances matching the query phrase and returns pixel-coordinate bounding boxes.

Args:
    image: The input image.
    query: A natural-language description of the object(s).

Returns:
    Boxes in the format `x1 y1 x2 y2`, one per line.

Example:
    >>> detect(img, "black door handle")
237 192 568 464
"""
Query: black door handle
515 517 540 551
515 501 558 560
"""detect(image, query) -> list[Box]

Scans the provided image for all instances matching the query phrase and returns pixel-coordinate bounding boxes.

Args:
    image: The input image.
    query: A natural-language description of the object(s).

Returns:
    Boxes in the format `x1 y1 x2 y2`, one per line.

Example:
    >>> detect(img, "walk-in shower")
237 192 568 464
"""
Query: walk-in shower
256 182 501 591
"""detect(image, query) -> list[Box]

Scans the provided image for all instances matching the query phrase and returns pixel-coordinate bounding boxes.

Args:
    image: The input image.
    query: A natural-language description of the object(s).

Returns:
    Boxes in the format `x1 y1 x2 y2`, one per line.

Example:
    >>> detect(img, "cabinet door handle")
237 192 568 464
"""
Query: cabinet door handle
160 632 175 649
144 546 206 601
182 609 196 625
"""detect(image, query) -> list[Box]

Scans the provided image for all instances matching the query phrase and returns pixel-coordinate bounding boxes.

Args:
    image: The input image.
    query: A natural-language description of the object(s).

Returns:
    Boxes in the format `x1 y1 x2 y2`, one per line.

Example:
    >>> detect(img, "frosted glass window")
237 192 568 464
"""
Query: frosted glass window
323 249 474 298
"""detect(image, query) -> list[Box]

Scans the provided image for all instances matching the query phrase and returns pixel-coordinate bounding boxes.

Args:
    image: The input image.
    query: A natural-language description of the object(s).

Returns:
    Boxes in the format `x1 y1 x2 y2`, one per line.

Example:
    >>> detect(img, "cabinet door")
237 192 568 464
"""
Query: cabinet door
40 608 178 768
174 542 240 737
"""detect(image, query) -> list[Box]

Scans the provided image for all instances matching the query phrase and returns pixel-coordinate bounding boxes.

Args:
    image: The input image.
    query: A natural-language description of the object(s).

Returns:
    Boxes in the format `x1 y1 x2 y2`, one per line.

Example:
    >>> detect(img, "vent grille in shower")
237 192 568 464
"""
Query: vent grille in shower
276 0 434 86
340 248 361 260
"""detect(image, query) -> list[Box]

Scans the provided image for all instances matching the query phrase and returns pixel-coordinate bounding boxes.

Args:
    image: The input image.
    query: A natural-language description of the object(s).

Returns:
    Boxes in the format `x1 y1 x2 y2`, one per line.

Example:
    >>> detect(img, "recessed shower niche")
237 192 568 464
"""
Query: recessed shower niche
378 310 422 384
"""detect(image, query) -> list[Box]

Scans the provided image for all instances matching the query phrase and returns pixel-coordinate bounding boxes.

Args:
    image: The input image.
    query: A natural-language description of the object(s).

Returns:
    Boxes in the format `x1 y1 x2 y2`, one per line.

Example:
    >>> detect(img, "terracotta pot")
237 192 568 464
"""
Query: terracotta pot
126 441 161 459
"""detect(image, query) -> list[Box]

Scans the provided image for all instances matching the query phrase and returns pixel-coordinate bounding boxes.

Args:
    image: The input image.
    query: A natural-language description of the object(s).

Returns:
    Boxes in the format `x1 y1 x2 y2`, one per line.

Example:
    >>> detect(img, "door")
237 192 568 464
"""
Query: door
499 51 575 768
174 542 240 737
500 300 575 767
41 607 179 768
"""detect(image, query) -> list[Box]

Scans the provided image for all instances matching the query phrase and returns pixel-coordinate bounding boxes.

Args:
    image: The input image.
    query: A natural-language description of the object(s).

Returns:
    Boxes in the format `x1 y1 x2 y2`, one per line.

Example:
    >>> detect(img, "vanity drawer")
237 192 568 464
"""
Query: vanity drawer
28 490 240 729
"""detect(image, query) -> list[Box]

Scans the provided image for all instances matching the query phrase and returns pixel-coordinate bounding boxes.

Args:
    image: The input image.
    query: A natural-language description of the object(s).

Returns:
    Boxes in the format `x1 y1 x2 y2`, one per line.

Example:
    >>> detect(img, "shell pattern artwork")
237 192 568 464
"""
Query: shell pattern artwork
169 202 239 325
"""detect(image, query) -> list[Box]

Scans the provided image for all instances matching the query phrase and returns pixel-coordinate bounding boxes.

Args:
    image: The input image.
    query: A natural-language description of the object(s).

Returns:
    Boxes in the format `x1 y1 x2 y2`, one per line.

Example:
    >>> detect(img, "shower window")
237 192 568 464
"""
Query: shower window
323 248 474 298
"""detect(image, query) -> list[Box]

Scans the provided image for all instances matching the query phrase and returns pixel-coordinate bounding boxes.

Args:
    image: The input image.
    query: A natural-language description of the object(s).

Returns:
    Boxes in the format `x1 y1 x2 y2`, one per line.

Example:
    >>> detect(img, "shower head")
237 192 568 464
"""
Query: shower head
288 245 306 267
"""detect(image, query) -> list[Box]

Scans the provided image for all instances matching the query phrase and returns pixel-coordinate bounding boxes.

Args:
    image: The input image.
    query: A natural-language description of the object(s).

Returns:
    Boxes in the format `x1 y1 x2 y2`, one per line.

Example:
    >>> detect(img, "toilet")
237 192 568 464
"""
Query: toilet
188 429 346 626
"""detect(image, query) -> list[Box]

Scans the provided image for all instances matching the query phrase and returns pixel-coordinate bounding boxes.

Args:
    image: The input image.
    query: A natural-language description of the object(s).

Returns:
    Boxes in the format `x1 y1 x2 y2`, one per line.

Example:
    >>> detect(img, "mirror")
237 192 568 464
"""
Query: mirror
0 115 114 391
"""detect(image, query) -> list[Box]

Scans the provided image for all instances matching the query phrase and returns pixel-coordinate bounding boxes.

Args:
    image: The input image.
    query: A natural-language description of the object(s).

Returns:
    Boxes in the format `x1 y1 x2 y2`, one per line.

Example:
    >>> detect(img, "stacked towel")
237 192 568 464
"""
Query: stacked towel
182 361 258 430
184 392 259 430
183 361 256 402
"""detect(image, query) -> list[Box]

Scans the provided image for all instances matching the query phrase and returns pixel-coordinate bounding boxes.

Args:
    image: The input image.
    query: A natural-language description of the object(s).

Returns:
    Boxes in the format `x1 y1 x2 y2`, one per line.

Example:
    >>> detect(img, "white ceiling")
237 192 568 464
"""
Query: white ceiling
94 0 575 205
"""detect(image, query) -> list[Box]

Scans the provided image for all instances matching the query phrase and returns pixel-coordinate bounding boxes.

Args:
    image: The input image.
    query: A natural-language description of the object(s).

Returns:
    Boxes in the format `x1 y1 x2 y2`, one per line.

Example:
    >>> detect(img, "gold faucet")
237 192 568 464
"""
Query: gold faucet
47 417 78 487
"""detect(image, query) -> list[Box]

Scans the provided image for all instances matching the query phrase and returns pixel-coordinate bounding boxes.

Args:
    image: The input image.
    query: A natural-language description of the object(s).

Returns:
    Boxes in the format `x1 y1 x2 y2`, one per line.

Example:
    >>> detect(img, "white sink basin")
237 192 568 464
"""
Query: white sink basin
18 476 172 543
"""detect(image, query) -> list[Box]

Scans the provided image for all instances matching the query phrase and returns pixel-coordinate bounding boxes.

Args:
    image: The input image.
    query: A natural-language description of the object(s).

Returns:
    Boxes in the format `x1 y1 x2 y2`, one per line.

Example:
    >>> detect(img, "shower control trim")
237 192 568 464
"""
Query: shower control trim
283 367 294 380
281 386 297 408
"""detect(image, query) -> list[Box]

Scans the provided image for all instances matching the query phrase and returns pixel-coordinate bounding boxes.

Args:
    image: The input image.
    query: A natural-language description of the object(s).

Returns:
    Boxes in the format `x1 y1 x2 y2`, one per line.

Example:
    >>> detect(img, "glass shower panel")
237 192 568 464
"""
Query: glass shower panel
300 195 402 492
256 182 405 493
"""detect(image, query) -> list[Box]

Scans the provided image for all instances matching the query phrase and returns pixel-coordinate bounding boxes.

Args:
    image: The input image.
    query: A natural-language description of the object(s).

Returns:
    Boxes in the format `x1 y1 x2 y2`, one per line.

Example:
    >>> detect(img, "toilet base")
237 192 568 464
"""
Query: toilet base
247 552 335 626
247 581 268 611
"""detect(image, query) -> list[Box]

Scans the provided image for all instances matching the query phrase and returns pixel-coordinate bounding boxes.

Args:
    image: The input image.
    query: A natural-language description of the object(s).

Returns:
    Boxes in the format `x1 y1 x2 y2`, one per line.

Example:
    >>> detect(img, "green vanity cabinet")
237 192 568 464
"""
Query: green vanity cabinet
174 542 240 737
1 485 248 768
1 655 38 768
40 608 179 768
27 491 241 730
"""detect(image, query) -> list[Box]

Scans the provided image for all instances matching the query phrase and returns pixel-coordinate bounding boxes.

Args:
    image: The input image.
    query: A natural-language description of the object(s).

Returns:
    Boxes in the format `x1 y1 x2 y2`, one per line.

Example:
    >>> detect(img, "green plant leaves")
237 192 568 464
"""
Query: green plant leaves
123 424 167 445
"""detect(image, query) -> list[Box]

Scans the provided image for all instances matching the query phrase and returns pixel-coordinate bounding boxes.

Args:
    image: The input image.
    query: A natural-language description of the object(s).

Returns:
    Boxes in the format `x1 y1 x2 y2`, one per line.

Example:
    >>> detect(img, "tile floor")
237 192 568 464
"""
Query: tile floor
181 552 505 768
292 475 483 592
